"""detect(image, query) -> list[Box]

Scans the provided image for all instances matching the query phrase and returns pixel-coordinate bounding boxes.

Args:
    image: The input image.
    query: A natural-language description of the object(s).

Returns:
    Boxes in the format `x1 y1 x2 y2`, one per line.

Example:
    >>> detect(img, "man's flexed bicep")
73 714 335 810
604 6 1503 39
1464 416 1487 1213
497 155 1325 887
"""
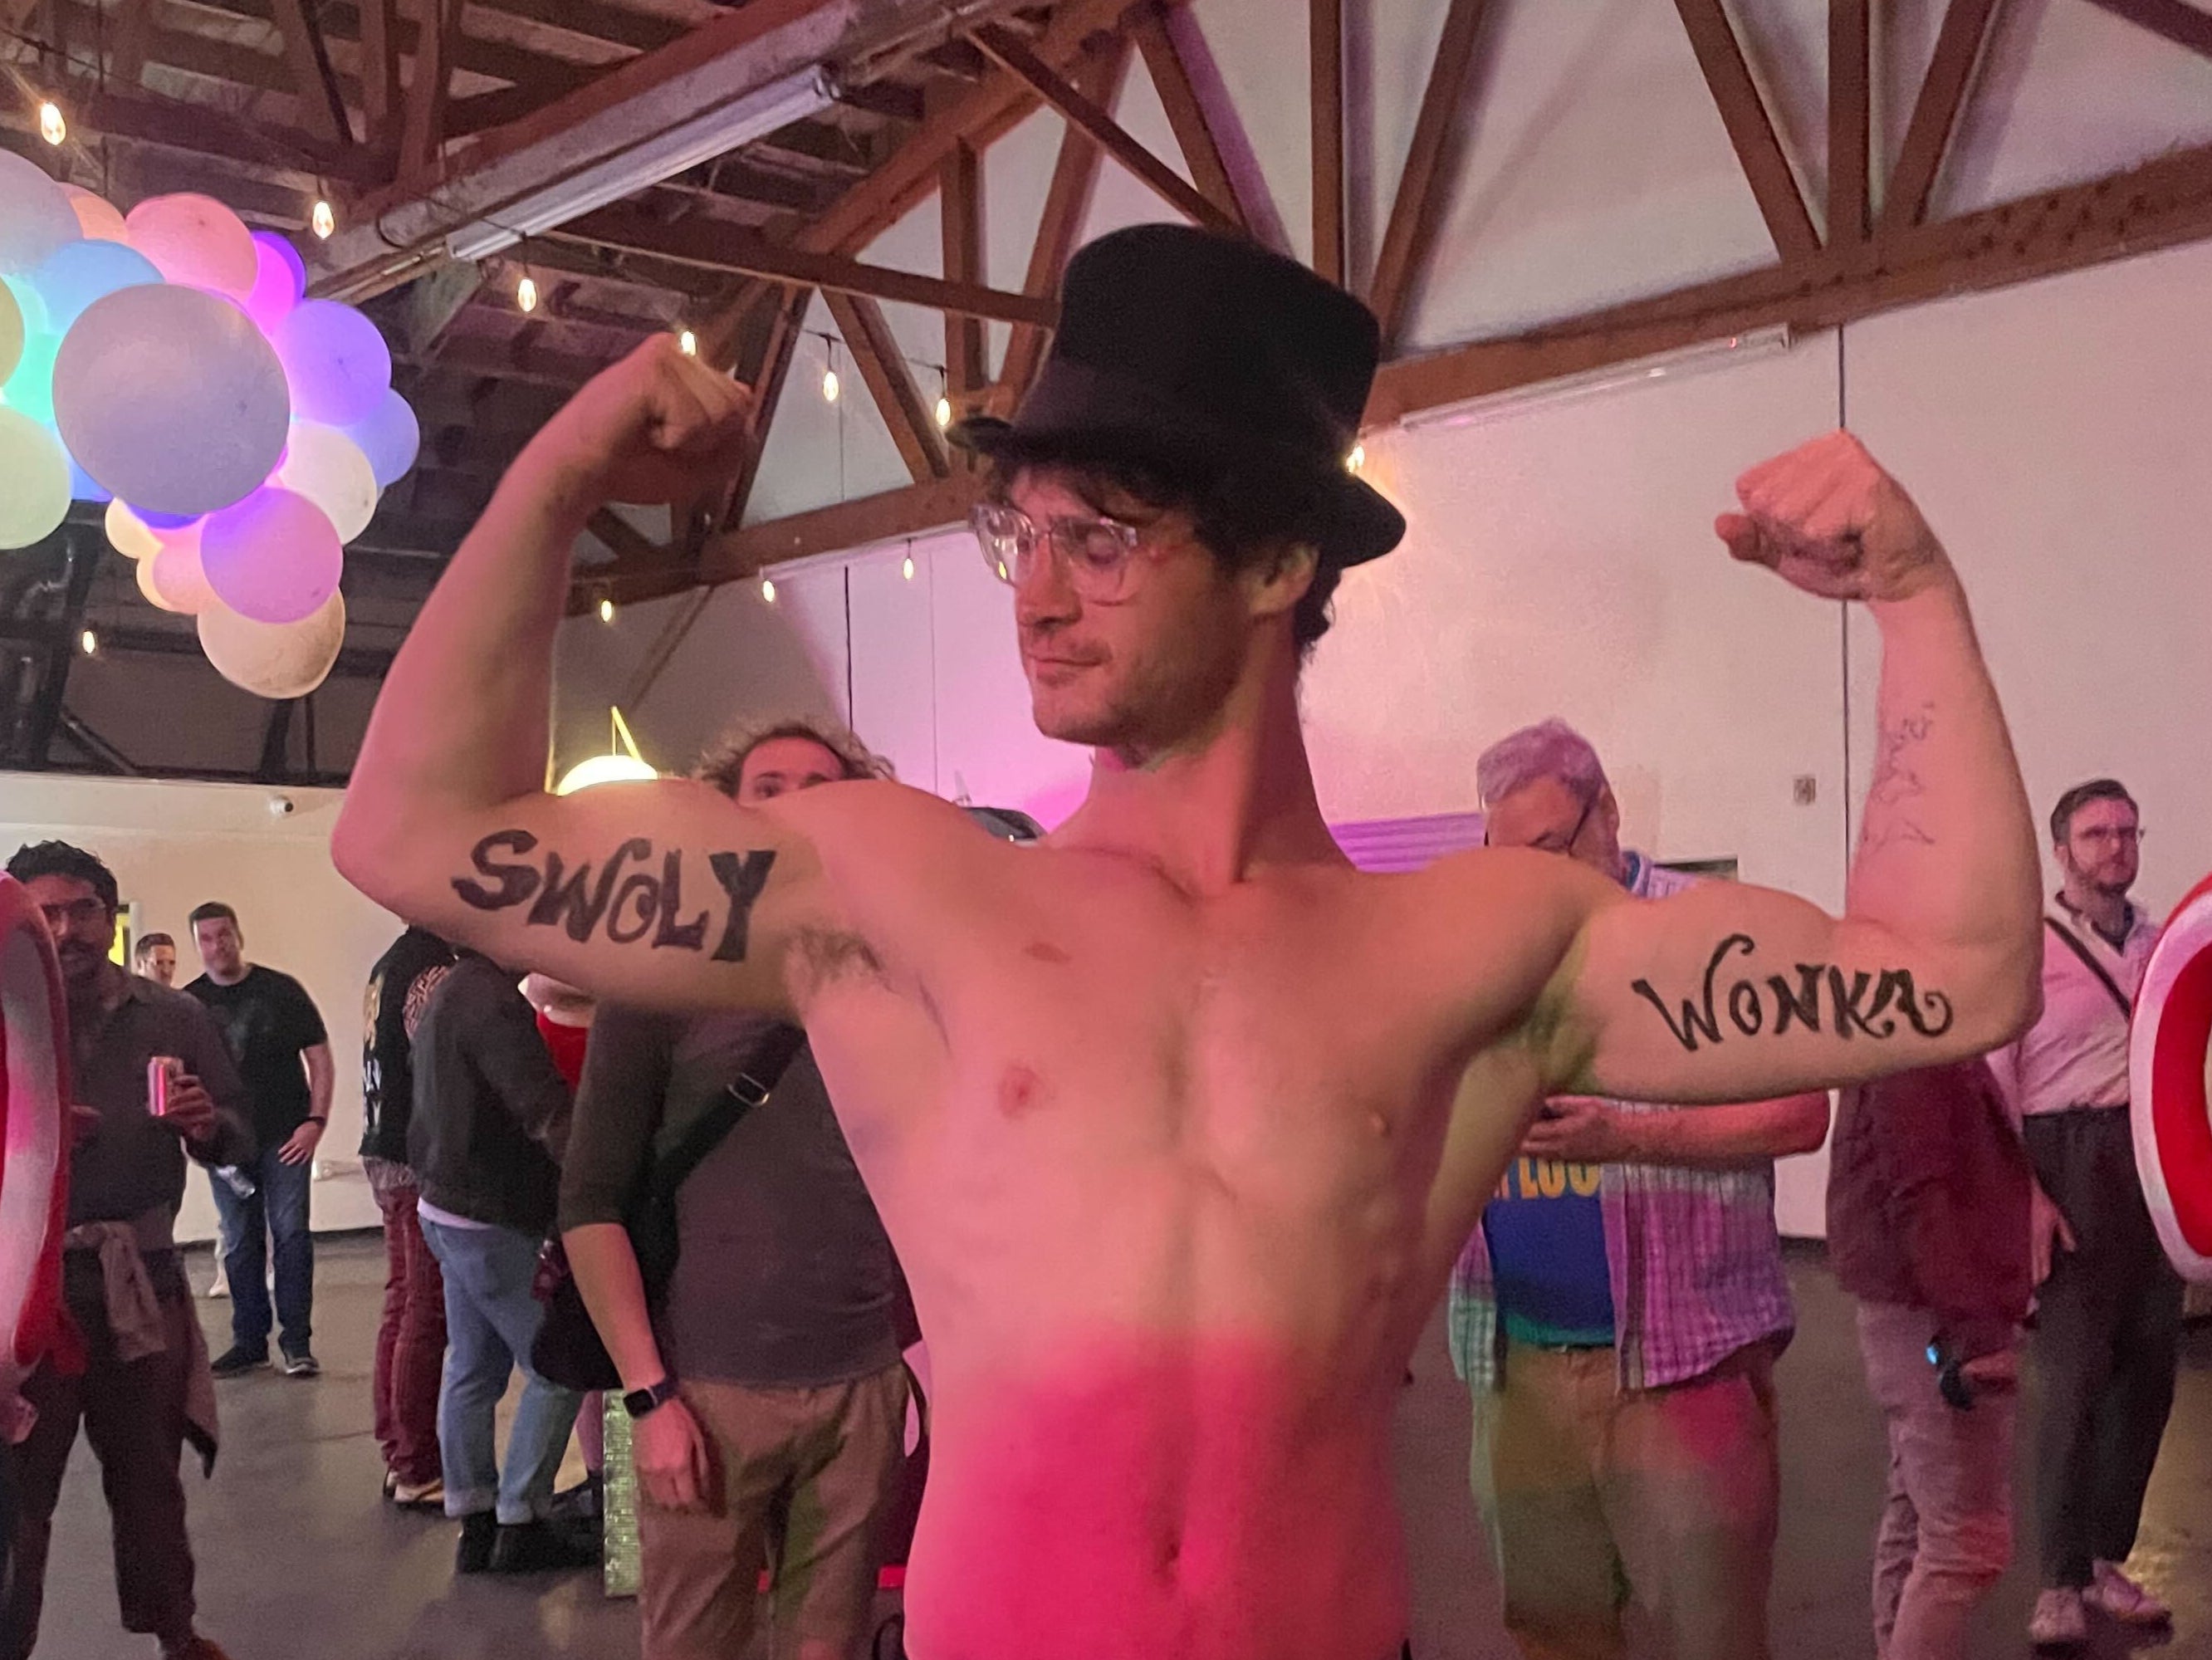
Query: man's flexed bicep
337 777 829 1018
1543 876 2028 1106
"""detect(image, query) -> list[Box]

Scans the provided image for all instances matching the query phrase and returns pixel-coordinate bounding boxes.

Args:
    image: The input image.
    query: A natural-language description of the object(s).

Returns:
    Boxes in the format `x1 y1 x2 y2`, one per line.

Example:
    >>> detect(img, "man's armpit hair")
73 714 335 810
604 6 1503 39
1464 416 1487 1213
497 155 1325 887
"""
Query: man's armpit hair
792 925 886 992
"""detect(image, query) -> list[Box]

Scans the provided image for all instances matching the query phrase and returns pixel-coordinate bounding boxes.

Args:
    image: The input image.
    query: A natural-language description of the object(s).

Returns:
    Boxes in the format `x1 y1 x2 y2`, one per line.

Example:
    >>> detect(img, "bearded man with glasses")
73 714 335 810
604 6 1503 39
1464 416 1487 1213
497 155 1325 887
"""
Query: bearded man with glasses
1988 780 2181 1649
334 223 2043 1660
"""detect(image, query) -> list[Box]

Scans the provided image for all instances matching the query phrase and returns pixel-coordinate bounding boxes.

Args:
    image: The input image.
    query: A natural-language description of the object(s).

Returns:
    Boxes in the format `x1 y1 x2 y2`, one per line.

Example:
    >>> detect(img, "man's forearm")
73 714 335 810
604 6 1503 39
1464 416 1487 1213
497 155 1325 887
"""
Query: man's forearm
1850 579 2039 1031
1617 1093 1830 1168
562 1223 668 1393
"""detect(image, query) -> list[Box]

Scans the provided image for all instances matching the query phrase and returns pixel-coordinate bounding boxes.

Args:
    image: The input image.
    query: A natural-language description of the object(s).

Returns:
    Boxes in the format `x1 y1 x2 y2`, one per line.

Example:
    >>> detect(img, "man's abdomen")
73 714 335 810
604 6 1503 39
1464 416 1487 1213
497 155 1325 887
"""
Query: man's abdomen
902 1338 1407 1660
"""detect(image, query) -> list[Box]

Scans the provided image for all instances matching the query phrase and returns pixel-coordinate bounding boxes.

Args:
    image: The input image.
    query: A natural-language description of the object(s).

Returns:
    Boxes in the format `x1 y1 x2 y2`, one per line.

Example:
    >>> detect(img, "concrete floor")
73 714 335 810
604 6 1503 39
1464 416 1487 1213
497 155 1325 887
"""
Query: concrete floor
22 1237 2212 1660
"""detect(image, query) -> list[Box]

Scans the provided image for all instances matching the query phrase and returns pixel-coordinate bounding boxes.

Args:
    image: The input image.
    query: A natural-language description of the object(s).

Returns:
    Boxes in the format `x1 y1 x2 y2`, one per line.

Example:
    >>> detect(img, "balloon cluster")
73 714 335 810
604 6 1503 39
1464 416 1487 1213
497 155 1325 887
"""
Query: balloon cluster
0 154 420 698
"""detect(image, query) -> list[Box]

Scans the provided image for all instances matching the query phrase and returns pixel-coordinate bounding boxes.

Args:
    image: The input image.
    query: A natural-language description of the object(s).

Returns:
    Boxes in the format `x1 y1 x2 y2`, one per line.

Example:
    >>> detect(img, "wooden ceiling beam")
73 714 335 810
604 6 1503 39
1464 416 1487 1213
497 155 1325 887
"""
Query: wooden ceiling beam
269 0 355 145
968 22 1238 237
1878 0 2003 237
552 205 1059 325
470 0 683 56
2079 0 2212 59
825 288 950 482
1367 0 1494 346
941 139 986 409
400 0 466 178
1673 0 1818 261
1368 138 2212 428
1310 0 1343 285
589 507 668 566
1128 2 1247 231
358 0 400 144
989 31 1128 416
1828 0 1870 251
29 86 391 187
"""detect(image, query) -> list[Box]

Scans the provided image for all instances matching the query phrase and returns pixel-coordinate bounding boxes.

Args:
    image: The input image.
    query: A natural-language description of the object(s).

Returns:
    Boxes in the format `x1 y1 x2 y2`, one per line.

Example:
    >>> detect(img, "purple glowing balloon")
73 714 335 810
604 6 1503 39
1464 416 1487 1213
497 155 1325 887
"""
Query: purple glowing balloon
198 487 342 624
244 232 307 333
342 389 420 488
271 300 390 426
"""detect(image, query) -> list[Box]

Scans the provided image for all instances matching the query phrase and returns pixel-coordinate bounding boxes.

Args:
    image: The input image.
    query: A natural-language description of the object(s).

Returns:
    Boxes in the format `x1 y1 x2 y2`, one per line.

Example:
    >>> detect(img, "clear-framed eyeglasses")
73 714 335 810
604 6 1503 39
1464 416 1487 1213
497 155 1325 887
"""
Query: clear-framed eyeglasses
971 502 1146 601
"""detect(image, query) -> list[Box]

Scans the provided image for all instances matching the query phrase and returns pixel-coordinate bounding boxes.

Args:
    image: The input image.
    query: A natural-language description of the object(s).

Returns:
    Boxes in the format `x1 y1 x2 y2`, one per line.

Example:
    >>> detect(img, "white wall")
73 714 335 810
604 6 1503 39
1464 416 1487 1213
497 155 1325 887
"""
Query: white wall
0 774 397 1241
567 237 2212 1239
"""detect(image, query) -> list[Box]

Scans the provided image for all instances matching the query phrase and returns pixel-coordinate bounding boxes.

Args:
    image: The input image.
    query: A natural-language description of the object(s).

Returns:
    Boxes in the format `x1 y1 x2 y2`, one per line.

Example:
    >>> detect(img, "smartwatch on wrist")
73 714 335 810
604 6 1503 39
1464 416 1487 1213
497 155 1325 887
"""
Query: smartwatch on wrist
623 1375 679 1418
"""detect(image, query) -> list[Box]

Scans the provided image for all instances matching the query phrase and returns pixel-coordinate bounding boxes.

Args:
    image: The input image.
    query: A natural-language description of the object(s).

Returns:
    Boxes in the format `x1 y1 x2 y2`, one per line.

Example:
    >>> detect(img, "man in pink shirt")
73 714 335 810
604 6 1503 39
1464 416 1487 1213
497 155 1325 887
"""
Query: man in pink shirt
1988 779 2179 1649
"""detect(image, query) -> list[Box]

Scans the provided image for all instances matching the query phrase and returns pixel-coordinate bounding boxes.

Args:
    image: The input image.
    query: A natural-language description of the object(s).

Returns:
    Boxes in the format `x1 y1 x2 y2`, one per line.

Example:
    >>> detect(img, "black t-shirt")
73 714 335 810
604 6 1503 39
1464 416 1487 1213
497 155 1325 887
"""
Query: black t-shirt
186 965 330 1147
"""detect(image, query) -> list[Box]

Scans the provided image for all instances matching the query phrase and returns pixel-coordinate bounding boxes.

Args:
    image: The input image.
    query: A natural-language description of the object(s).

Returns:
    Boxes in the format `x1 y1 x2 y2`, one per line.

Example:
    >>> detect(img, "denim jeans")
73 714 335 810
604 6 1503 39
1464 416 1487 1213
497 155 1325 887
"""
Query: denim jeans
418 1216 581 1525
210 1144 315 1355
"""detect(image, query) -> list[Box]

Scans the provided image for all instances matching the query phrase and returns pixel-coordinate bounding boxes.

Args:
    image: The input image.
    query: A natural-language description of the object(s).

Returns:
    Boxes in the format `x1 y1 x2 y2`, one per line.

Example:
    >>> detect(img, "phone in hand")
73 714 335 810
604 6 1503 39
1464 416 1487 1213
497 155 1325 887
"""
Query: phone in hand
146 1055 181 1119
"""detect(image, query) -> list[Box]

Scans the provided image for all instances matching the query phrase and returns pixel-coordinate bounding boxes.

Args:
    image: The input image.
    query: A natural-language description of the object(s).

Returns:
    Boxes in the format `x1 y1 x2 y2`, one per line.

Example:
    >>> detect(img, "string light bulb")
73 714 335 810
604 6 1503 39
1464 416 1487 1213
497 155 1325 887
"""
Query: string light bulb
37 100 66 146
934 394 952 429
820 366 839 404
79 627 97 656
598 597 616 624
311 198 335 239
761 576 777 603
678 328 697 357
516 274 539 314
902 554 915 581
1345 442 1366 476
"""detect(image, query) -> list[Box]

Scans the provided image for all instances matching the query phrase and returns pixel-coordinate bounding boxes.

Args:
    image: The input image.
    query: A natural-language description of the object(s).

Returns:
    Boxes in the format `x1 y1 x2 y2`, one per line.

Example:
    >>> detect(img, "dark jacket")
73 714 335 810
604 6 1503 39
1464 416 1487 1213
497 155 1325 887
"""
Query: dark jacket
1828 1057 2034 1358
359 927 455 1164
408 953 571 1236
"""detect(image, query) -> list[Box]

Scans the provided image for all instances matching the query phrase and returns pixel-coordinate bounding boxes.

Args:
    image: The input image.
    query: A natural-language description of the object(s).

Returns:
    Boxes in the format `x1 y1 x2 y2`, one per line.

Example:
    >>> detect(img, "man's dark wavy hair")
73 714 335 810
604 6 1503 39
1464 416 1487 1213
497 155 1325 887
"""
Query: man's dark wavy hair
7 840 120 913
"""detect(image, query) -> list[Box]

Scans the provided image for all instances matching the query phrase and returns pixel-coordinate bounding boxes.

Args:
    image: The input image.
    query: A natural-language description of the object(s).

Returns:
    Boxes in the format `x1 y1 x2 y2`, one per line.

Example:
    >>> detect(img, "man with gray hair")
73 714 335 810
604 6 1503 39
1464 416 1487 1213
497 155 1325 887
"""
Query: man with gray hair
1451 718 1830 1660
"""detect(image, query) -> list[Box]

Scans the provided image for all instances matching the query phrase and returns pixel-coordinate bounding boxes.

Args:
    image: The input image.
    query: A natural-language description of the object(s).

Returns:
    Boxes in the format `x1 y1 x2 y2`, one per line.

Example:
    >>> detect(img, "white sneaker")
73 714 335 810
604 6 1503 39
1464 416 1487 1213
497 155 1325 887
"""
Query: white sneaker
2086 1560 2171 1626
2029 1588 2088 1648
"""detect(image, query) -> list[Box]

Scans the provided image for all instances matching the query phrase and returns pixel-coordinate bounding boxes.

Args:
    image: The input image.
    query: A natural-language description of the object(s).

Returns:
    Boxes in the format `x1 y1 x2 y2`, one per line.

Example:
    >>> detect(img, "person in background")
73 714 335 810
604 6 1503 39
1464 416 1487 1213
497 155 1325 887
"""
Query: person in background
410 949 595 1575
1989 779 2179 1648
1829 1058 2036 1660
561 720 910 1660
184 902 332 1379
1452 721 1830 1660
134 933 177 988
520 970 604 1518
360 925 457 1509
2 842 252 1660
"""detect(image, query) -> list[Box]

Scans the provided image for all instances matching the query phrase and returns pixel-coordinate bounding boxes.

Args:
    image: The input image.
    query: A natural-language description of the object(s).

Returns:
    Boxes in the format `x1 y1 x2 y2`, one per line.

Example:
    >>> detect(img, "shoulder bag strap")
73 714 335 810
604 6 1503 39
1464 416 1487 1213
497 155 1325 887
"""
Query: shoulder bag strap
2043 916 2133 1020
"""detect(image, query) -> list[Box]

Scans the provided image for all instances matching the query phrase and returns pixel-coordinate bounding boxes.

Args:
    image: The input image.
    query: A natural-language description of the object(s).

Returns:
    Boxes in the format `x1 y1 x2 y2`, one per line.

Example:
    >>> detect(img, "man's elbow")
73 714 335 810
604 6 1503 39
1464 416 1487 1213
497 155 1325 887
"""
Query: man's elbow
331 799 426 917
1775 1093 1833 1158
1950 955 2040 1055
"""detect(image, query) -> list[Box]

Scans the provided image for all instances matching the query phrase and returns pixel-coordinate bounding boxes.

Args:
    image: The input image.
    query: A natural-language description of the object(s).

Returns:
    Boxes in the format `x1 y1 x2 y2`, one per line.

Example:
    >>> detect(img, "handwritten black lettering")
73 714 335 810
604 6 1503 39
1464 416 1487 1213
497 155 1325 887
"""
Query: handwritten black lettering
708 850 777 962
650 851 709 951
1636 934 1953 1051
447 832 776 962
453 830 543 910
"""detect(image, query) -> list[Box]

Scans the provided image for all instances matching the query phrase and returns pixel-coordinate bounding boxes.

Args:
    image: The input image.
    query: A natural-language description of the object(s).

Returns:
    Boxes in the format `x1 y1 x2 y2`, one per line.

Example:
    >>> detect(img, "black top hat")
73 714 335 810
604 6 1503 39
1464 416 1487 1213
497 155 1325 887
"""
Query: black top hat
951 223 1405 567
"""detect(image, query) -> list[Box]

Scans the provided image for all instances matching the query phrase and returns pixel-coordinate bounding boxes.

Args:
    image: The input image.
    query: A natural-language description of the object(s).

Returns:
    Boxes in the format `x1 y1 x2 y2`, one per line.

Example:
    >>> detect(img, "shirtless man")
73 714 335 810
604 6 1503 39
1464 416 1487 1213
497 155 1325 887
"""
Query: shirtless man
335 226 2041 1660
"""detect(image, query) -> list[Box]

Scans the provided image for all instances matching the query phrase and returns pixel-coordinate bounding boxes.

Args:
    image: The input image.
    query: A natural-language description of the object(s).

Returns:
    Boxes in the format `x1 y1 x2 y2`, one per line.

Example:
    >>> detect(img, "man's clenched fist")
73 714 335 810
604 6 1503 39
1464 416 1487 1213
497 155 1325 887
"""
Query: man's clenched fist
526 335 756 507
1716 430 1951 605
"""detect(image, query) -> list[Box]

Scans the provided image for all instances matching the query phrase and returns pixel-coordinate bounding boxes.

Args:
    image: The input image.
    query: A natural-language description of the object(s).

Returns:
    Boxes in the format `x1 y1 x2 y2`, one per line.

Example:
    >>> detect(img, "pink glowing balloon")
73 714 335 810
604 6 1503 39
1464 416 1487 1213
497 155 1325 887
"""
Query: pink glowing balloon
124 193 256 299
137 530 214 615
244 232 307 333
271 300 391 427
198 487 342 624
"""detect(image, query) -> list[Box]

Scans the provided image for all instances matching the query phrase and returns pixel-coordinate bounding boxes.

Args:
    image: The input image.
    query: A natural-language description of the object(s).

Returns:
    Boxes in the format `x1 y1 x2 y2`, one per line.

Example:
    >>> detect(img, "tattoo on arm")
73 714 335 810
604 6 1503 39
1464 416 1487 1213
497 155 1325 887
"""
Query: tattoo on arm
1862 703 1938 852
1630 933 1954 1053
453 831 777 962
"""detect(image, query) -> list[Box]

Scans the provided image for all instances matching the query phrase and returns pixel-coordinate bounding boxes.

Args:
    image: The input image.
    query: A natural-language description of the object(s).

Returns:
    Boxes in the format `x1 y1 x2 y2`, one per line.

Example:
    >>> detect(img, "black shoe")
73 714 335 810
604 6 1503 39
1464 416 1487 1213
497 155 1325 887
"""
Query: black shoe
208 1344 267 1378
279 1349 320 1378
487 1518 601 1574
549 1473 602 1523
454 1511 497 1575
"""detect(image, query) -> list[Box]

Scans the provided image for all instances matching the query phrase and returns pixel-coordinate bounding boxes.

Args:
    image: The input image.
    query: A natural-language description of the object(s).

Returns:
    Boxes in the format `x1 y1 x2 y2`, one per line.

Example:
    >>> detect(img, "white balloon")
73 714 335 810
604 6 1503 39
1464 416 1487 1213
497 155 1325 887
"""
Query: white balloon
276 424 379 543
0 152 79 277
197 590 345 698
105 498 164 560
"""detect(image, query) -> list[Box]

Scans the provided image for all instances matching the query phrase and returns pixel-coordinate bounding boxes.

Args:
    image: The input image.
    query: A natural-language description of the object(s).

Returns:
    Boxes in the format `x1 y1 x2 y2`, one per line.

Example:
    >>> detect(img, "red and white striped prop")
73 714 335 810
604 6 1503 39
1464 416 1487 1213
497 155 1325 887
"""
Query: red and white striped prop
2131 872 2212 1283
0 876 71 1402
